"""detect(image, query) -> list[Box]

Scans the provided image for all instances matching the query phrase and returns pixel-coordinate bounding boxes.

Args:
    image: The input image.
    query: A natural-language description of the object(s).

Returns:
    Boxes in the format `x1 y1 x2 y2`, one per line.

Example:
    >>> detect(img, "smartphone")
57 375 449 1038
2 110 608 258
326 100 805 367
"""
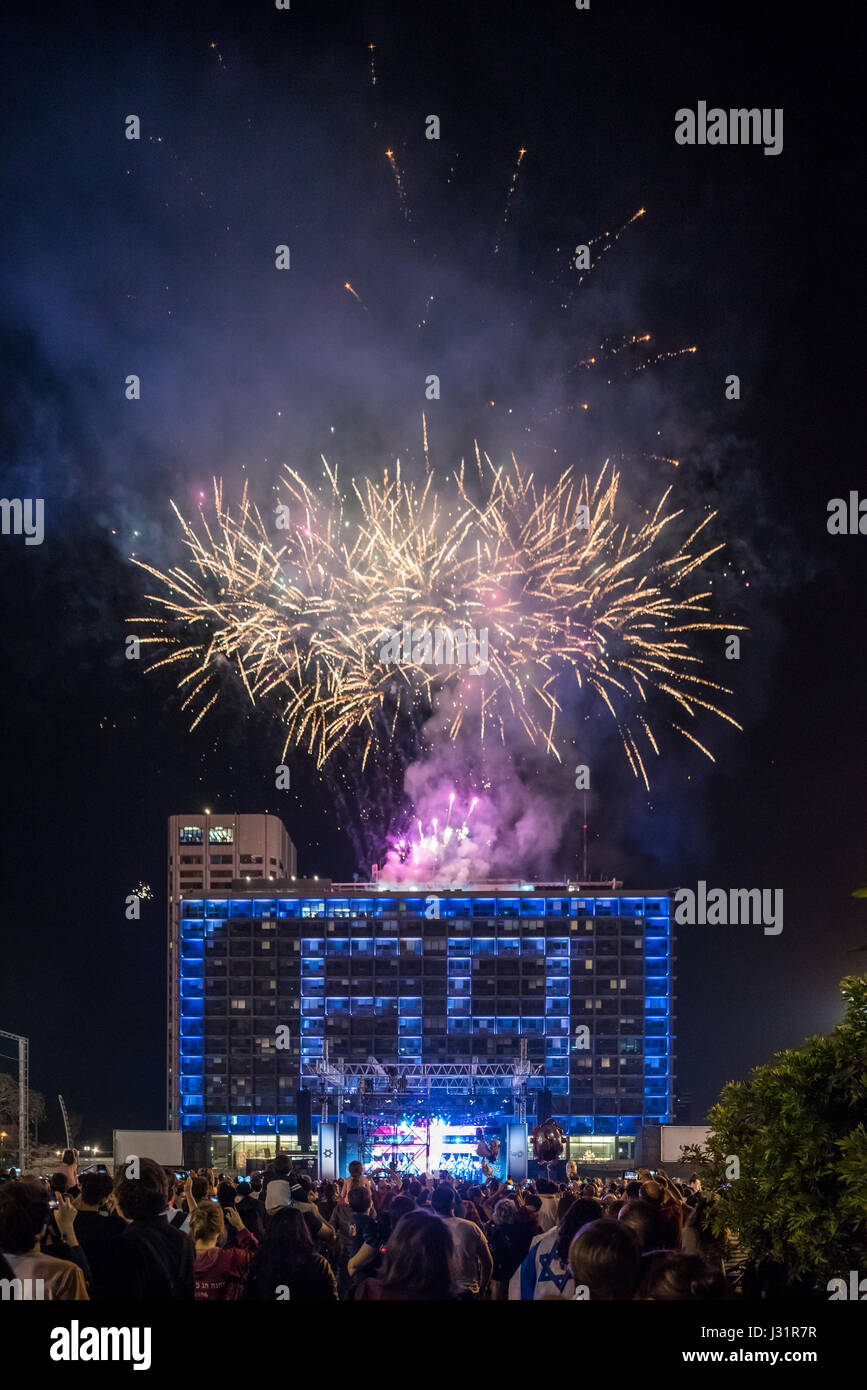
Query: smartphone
48 1198 59 1210
624 1171 638 1179
649 1169 658 1176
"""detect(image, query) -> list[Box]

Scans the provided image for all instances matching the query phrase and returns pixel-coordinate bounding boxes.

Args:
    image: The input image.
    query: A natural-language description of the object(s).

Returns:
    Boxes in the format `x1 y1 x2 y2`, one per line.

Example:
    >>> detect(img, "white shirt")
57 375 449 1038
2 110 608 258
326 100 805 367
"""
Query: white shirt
264 1178 294 1212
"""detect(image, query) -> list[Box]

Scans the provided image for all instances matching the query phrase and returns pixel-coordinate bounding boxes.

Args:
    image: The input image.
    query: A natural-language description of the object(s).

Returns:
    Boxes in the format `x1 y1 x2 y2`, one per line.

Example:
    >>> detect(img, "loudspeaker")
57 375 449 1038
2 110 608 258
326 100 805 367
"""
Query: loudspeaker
296 1089 312 1151
536 1088 554 1122
182 1133 208 1170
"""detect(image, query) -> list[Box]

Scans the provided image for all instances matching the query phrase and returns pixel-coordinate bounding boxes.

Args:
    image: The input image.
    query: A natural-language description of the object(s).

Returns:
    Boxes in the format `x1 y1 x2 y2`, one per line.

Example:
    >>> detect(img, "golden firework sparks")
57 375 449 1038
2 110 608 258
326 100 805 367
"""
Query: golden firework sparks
133 454 743 787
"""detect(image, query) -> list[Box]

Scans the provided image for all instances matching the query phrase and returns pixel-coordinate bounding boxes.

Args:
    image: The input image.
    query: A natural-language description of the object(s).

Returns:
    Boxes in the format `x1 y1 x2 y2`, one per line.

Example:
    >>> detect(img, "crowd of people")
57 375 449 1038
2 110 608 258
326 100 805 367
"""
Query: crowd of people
0 1151 747 1301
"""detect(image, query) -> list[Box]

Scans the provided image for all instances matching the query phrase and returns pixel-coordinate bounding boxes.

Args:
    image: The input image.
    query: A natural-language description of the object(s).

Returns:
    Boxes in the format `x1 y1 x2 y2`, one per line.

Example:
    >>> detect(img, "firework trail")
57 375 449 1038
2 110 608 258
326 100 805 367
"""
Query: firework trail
133 453 743 791
566 206 646 288
368 42 377 87
493 146 526 255
385 147 410 220
344 280 368 311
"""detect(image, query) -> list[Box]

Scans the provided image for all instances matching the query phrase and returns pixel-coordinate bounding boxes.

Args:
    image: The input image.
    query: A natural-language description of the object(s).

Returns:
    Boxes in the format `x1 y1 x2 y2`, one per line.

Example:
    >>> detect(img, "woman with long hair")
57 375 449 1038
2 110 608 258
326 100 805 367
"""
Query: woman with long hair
189 1201 257 1301
354 1209 456 1301
245 1205 337 1301
486 1198 533 1300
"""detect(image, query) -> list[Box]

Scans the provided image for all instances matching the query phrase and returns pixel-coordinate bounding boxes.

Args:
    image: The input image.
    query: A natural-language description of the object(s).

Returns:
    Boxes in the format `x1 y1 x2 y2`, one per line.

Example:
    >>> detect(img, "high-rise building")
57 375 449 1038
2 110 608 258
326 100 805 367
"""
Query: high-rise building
167 813 297 1128
167 828 675 1168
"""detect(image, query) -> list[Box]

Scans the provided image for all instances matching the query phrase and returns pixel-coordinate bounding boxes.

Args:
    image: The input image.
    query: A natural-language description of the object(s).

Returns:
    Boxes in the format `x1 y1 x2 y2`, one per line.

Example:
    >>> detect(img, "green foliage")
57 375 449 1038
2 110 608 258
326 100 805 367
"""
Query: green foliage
682 975 867 1286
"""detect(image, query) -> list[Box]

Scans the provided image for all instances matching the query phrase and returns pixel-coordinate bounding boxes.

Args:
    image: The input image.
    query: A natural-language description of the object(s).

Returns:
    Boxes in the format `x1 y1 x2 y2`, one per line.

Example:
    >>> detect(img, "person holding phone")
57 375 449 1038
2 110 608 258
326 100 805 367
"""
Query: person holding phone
189 1202 258 1300
0 1179 89 1300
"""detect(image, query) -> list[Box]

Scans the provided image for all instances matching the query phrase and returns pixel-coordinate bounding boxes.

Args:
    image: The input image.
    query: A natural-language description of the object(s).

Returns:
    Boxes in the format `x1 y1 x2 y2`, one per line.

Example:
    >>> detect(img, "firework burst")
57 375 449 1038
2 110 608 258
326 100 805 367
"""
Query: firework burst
132 450 743 789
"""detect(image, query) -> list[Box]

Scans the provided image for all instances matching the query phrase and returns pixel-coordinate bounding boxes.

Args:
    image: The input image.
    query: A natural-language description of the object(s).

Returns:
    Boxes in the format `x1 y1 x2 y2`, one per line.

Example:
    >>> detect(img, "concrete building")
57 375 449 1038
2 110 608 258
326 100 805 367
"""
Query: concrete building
166 813 297 1128
166 839 675 1171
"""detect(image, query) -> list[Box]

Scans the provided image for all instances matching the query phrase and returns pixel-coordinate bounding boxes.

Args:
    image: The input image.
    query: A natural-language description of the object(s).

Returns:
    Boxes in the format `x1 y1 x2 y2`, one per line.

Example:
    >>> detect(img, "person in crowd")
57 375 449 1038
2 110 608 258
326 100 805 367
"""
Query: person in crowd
317 1180 337 1224
190 1200 257 1299
509 1196 602 1300
636 1249 730 1300
71 1171 126 1299
109 1157 194 1299
245 1206 337 1301
517 1191 542 1239
567 1218 642 1300
234 1180 265 1239
485 1198 534 1300
57 1149 79 1192
617 1198 679 1252
35 1183 92 1285
0 1179 88 1299
262 1153 294 1216
216 1178 237 1210
355 1209 456 1301
636 1168 684 1246
347 1160 370 1192
557 1191 576 1223
332 1177 361 1277
343 1184 387 1297
430 1183 492 1298
288 1174 336 1244
165 1180 189 1229
534 1179 560 1233
682 1191 748 1284
50 1172 70 1199
388 1194 415 1222
171 1173 212 1235
685 1175 703 1207
479 1178 502 1220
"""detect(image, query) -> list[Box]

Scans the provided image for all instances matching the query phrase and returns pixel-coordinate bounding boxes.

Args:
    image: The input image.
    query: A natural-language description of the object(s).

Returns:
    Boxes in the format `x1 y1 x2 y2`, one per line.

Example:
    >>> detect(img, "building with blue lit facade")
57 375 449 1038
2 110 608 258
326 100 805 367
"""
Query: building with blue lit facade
169 863 675 1169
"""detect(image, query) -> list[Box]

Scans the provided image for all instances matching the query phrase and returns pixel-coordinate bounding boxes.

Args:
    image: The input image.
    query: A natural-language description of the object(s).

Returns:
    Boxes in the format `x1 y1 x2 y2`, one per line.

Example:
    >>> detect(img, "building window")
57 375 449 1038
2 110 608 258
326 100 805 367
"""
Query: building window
209 827 234 844
179 826 203 845
180 855 203 864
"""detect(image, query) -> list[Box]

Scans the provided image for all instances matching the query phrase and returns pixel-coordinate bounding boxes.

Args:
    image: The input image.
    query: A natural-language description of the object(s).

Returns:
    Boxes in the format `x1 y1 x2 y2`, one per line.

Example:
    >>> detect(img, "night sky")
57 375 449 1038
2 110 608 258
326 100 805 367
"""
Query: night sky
1 1 864 1146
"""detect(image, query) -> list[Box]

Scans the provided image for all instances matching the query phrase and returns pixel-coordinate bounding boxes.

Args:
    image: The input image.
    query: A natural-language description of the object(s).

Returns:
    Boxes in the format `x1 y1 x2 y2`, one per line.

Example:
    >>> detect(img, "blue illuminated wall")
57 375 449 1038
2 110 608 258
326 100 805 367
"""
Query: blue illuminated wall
172 891 673 1137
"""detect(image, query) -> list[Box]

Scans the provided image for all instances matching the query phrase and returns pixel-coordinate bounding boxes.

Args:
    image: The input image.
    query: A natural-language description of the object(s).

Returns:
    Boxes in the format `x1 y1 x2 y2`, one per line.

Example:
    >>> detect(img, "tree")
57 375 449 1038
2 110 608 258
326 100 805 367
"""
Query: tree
0 1071 47 1149
681 975 867 1287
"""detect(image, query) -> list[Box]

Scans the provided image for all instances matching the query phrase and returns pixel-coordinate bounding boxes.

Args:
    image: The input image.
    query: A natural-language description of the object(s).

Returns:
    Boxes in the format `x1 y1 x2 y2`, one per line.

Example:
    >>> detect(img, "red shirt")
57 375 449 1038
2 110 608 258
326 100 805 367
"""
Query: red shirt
194 1230 257 1300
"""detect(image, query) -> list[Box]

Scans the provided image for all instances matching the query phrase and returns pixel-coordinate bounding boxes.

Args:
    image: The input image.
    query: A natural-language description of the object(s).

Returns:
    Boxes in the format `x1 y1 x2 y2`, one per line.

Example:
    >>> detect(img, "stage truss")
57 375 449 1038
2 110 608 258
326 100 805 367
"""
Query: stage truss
302 1044 542 1136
